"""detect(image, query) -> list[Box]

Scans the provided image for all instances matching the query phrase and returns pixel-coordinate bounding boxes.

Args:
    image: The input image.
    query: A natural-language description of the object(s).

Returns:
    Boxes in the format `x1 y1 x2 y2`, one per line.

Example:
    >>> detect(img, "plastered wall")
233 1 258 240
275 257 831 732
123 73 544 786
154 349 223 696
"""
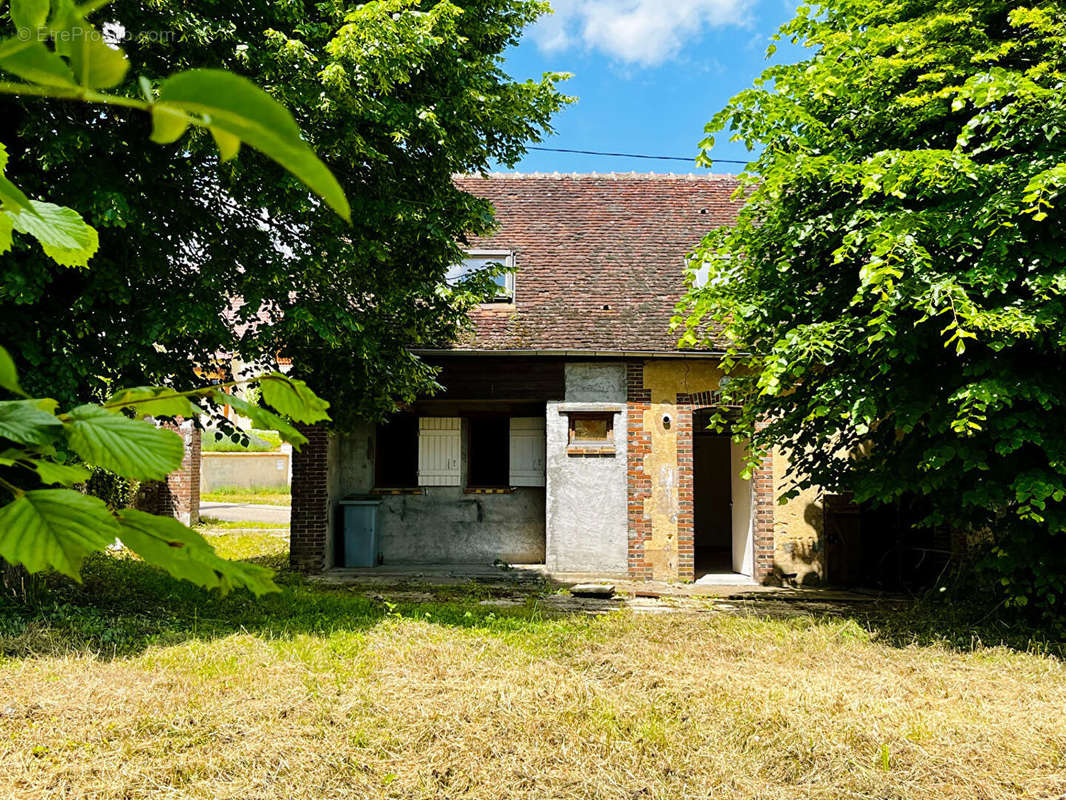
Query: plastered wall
772 447 825 583
544 363 629 574
330 423 545 566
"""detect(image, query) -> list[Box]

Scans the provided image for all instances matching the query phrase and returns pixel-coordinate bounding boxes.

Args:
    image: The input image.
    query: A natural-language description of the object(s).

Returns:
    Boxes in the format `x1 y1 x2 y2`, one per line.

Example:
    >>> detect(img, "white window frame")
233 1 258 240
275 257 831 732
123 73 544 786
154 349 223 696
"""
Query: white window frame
418 417 462 486
509 417 546 487
452 249 515 301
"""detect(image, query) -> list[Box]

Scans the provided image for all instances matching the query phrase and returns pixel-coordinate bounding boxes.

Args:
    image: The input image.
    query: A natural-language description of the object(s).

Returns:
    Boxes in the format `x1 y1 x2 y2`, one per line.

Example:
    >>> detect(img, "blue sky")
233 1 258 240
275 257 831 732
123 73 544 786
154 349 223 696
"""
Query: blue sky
500 0 804 175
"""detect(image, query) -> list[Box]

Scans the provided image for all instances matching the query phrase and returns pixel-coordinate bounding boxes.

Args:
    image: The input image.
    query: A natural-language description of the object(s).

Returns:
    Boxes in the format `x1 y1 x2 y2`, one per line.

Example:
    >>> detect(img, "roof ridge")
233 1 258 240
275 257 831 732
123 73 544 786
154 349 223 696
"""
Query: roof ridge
454 171 741 181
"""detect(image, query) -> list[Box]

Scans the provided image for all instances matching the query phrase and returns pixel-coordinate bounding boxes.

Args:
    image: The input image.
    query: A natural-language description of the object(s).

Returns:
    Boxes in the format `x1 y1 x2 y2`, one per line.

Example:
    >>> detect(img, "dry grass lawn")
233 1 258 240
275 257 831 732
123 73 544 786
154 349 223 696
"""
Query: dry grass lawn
0 532 1064 800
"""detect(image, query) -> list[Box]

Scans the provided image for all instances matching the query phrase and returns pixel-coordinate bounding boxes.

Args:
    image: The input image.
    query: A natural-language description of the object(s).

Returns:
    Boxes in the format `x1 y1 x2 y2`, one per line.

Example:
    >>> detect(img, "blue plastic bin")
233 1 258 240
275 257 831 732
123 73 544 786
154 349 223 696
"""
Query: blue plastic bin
338 497 382 567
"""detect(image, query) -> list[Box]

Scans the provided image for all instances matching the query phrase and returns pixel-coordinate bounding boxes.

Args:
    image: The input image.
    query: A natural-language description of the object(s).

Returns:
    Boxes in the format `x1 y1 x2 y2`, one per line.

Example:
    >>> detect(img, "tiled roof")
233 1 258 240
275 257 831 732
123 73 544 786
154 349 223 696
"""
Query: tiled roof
448 172 742 354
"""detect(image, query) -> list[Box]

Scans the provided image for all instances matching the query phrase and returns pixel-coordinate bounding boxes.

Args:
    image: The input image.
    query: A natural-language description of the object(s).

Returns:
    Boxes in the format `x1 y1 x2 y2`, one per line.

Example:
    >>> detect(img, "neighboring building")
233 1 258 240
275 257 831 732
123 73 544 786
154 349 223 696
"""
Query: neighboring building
290 173 824 584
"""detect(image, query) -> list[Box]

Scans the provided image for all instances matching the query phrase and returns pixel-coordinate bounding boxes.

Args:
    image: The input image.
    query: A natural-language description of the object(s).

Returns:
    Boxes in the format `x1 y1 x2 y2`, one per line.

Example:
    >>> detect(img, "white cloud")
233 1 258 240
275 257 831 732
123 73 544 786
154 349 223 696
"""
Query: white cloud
530 0 754 67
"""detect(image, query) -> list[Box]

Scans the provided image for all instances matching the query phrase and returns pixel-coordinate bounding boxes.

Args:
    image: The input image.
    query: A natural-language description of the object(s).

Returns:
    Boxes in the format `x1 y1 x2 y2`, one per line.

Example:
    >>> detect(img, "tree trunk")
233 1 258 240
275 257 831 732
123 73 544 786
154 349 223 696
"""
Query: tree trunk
0 558 42 604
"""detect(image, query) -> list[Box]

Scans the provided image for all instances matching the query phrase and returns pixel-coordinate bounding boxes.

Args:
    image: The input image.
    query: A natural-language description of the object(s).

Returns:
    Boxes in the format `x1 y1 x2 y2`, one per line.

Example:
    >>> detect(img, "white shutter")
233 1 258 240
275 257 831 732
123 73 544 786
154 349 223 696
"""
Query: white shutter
509 417 545 487
418 417 462 486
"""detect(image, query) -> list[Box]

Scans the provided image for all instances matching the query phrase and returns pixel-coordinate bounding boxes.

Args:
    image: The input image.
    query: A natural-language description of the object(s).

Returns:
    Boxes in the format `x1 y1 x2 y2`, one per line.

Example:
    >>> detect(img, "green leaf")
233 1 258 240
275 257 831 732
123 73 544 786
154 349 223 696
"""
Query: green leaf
0 212 13 255
0 174 34 212
260 372 331 424
52 6 128 89
0 345 25 396
149 105 190 144
65 404 185 481
0 398 62 444
22 458 91 486
10 0 49 33
156 69 350 221
8 200 99 267
210 127 241 161
0 490 117 579
106 386 200 419
221 393 308 450
0 42 77 87
117 509 279 595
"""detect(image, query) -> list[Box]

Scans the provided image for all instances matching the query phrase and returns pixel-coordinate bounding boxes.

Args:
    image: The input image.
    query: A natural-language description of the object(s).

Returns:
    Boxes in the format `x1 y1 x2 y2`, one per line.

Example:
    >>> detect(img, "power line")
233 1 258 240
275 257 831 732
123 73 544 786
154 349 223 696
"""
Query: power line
526 145 750 165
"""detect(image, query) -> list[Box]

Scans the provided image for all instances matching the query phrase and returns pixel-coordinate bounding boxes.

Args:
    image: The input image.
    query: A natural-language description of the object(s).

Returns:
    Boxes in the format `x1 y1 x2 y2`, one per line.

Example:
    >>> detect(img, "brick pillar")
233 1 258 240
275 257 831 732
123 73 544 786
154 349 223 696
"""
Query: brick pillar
752 448 775 582
626 361 652 579
675 396 695 582
134 420 200 526
289 423 331 573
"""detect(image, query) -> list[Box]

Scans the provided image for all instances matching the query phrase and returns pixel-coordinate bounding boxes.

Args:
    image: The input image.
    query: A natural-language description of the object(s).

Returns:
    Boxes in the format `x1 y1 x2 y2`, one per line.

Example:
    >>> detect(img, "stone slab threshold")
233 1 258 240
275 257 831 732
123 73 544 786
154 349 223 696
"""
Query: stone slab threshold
314 564 896 604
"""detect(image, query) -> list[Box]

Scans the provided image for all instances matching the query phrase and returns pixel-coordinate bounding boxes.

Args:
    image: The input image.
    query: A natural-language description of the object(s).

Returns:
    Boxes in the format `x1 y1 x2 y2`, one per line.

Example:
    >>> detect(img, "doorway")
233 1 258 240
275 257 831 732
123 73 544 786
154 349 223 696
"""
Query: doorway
693 430 754 579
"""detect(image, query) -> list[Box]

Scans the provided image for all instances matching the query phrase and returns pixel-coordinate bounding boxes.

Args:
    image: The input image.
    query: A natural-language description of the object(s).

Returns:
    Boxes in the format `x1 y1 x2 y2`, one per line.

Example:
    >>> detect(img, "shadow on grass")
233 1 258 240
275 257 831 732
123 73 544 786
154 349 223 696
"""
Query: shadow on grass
0 552 575 661
1 551 1062 661
723 589 1065 657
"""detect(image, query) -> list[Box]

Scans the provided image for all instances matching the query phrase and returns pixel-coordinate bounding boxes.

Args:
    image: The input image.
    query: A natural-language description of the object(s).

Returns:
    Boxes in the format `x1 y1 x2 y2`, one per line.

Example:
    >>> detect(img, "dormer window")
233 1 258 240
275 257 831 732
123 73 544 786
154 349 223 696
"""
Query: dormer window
446 250 515 301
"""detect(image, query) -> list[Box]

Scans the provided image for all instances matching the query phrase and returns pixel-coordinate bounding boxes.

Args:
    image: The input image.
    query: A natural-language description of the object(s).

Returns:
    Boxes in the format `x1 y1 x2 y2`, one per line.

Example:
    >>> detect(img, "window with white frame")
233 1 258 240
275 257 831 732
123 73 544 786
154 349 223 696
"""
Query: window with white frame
446 250 515 301
375 414 545 489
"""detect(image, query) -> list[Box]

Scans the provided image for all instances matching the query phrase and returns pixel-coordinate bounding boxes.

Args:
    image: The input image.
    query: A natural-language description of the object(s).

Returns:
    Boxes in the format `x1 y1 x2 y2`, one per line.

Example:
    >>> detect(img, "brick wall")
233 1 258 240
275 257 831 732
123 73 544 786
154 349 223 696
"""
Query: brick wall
625 362 776 583
134 421 200 526
752 430 776 581
289 424 331 572
675 396 695 582
626 362 652 579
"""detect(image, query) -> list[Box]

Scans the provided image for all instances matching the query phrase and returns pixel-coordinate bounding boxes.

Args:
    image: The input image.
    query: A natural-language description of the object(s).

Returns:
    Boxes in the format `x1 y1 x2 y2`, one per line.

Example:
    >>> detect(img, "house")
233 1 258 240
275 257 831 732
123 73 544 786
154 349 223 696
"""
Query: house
289 173 824 584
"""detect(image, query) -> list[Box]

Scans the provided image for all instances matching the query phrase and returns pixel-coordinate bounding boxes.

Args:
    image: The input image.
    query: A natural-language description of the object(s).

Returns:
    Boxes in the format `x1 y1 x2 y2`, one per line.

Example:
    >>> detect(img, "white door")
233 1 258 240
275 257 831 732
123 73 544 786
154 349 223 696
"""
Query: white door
730 440 755 576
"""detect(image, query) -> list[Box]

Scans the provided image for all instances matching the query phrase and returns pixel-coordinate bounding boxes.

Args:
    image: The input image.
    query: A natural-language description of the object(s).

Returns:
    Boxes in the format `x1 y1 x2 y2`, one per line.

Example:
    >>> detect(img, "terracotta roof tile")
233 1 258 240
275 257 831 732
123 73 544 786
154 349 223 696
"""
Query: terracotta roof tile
449 172 741 353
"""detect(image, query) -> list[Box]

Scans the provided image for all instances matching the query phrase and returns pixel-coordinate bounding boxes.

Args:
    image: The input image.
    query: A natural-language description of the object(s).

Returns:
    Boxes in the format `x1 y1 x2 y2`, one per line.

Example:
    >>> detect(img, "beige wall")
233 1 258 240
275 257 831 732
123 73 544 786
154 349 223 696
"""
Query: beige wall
640 360 725 580
638 359 824 583
772 447 824 583
201 452 290 492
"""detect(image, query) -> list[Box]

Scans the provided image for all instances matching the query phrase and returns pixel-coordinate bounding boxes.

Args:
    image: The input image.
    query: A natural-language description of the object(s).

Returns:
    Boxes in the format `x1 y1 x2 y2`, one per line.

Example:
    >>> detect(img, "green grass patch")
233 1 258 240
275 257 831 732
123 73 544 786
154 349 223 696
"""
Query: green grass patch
200 485 290 506
201 429 282 452
199 518 289 531
2 538 1065 800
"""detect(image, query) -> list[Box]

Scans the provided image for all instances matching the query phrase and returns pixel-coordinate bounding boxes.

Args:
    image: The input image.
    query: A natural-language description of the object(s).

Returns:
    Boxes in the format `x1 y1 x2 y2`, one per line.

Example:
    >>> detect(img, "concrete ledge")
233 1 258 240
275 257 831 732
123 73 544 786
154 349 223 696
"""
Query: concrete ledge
557 402 626 413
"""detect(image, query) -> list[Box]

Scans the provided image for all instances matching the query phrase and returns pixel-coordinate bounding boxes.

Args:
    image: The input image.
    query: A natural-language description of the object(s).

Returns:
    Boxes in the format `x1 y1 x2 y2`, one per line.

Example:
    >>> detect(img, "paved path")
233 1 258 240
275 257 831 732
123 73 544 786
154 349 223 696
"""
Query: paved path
200 502 290 525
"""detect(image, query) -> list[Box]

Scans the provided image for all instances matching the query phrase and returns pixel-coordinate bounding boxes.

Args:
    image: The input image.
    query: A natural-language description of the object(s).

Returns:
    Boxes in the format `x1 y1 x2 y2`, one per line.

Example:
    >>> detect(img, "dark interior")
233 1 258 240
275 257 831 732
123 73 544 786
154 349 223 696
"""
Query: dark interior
694 432 733 575
467 416 510 487
375 415 419 488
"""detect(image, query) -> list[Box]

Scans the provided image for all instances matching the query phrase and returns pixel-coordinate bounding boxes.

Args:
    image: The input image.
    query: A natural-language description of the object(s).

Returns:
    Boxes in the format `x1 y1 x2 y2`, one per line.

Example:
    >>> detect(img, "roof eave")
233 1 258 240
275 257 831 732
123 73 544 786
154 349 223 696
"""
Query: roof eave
413 348 727 359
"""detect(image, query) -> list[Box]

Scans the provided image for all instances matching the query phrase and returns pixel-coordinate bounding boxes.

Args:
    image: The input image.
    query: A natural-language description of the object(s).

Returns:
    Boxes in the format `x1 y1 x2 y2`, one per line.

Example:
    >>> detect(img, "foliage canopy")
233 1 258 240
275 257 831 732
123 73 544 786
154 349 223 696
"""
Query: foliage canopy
0 0 345 595
680 0 1066 608
0 0 570 428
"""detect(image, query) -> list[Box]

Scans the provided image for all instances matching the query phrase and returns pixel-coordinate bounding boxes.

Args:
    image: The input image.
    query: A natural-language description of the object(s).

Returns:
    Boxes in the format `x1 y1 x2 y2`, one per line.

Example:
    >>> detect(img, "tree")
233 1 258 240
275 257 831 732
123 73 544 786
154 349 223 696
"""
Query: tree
0 0 570 428
679 1 1066 609
0 0 343 593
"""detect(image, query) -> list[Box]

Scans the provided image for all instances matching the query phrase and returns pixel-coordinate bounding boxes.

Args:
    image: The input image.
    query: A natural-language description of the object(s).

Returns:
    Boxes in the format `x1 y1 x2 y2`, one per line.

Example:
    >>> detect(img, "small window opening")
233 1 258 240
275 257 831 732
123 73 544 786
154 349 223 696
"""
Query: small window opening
446 250 515 301
375 415 418 488
468 417 510 487
568 412 614 446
